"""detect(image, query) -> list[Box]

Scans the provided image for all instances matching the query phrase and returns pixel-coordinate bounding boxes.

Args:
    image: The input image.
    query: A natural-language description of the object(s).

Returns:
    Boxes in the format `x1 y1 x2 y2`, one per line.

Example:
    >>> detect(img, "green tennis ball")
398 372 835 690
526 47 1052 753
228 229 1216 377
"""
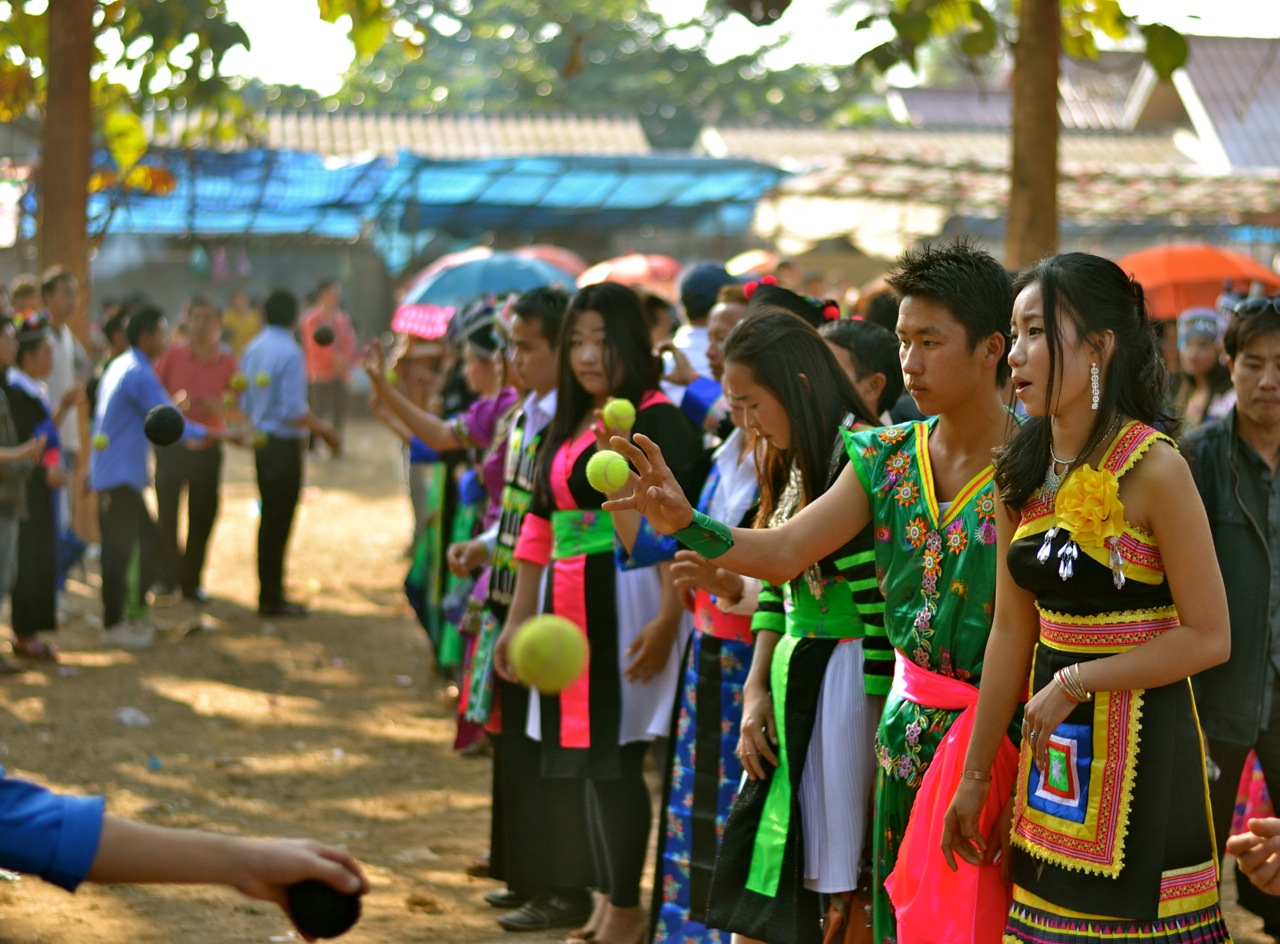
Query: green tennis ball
229 372 249 393
254 371 271 388
385 367 400 385
92 432 110 450
601 397 636 432
510 615 588 693
586 449 629 493
221 390 237 408
253 431 269 449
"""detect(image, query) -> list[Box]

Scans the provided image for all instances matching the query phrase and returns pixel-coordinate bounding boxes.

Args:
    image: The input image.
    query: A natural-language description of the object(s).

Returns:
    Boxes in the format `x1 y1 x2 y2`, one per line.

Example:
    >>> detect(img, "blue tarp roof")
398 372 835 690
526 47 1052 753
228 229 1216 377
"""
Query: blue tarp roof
41 148 788 270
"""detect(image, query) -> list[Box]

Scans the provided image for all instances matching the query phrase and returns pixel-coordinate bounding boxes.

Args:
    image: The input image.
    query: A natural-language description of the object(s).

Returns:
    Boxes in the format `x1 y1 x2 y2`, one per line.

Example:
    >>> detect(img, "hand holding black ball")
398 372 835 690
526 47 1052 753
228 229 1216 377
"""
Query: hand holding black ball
286 879 362 938
144 404 185 446
312 324 336 347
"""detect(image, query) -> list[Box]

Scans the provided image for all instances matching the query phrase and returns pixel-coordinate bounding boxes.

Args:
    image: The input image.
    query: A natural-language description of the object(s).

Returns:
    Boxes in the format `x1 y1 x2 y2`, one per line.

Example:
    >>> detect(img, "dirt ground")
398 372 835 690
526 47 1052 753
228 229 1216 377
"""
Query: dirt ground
0 413 1271 943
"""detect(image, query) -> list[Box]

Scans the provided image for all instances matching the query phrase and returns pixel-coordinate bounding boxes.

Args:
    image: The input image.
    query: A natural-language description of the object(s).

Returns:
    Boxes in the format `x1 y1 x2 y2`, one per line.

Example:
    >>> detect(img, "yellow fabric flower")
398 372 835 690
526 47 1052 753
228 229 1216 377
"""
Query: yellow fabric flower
1055 464 1125 547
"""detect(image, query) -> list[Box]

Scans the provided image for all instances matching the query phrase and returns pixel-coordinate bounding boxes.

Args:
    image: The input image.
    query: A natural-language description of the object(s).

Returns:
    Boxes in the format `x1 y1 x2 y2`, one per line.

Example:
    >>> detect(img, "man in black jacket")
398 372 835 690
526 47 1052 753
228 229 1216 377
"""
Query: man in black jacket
1189 295 1280 930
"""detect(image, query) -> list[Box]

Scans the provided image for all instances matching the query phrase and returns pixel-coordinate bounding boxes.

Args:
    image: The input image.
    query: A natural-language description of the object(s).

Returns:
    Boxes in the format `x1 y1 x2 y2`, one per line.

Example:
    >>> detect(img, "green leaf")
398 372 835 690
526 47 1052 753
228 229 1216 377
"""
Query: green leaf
1141 23 1188 80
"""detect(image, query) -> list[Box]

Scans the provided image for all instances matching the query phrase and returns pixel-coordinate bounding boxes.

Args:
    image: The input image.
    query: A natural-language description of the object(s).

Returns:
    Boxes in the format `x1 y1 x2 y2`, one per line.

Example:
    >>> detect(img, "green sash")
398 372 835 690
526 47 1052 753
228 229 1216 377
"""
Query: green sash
551 508 615 559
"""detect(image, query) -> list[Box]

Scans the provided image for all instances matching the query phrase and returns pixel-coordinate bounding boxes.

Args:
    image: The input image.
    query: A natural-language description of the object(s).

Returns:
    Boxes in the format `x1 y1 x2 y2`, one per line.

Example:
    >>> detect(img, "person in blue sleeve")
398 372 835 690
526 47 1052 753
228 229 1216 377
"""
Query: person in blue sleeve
89 306 235 651
0 765 367 939
239 290 340 618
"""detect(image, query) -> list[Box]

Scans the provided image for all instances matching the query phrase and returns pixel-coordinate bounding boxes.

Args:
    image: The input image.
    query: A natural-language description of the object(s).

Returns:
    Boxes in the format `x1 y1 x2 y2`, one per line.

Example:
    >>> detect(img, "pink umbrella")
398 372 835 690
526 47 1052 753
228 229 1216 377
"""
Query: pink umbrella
578 253 683 288
514 245 588 278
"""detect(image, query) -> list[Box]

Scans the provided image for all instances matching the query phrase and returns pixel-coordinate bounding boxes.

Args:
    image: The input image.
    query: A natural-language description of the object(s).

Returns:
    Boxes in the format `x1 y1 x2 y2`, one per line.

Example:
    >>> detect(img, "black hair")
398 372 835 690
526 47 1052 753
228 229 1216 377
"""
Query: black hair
126 306 166 347
820 318 904 415
102 309 130 341
725 307 878 527
886 239 1012 386
1225 303 1280 360
512 285 570 346
537 282 659 503
263 290 299 328
16 332 49 368
40 265 74 299
995 252 1179 511
864 292 899 333
747 282 827 329
640 292 675 338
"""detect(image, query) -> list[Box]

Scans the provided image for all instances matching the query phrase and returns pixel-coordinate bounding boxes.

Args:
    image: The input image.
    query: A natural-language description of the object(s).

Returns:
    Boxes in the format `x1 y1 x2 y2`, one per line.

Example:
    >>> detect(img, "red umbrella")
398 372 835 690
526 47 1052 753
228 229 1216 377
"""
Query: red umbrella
1118 243 1280 320
578 253 683 288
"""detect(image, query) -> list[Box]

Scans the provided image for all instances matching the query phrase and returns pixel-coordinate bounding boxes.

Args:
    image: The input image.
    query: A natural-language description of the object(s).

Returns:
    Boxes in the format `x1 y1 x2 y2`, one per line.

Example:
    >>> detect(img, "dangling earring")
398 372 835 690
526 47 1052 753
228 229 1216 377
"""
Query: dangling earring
1090 362 1100 411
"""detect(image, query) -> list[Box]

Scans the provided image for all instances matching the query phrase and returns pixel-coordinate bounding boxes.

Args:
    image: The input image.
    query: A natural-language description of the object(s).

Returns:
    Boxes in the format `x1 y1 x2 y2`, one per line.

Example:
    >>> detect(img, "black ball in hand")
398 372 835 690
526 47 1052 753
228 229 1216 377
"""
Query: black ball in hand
143 405 185 446
312 324 336 346
286 879 362 939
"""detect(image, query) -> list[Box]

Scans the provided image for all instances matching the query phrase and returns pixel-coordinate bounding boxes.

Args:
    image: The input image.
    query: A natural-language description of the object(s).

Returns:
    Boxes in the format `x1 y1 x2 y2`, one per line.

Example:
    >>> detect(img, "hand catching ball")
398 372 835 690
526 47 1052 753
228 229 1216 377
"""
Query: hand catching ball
601 397 636 433
143 405 185 446
586 449 630 494
510 615 588 693
285 879 362 939
312 324 336 347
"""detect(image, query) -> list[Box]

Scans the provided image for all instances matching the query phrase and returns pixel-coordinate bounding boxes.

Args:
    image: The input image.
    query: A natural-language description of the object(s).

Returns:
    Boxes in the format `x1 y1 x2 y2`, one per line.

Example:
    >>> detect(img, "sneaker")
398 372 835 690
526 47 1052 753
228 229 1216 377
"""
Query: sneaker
101 620 156 651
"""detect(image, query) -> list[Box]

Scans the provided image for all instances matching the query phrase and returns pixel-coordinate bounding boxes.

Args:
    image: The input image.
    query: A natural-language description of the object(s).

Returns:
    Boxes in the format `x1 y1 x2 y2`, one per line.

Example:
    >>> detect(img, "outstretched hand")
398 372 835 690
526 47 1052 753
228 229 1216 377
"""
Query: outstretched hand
600 433 694 535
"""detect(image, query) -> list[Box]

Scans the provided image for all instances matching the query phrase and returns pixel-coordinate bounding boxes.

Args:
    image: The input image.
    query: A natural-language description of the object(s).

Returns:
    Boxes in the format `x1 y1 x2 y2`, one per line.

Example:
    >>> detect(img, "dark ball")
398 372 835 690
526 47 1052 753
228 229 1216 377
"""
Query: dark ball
312 324 336 346
286 879 362 939
143 405 185 446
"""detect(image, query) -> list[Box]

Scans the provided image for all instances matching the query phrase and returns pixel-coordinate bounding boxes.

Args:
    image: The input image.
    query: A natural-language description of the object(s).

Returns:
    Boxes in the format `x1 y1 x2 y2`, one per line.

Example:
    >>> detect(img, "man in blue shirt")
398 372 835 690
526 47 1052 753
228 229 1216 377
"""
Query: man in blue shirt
90 306 230 649
0 765 368 930
240 291 340 617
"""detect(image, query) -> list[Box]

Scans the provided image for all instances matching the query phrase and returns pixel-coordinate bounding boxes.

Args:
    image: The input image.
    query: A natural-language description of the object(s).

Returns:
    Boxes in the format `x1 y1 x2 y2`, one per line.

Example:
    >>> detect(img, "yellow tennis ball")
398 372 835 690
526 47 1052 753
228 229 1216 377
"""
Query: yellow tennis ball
229 372 249 393
510 615 588 693
254 371 271 388
601 397 636 432
586 449 630 493
91 432 110 450
385 367 400 385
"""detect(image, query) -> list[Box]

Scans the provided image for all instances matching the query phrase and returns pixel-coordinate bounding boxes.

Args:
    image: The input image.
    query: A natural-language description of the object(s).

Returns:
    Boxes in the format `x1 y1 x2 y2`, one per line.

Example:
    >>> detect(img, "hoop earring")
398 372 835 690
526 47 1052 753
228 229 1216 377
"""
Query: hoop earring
1090 362 1100 411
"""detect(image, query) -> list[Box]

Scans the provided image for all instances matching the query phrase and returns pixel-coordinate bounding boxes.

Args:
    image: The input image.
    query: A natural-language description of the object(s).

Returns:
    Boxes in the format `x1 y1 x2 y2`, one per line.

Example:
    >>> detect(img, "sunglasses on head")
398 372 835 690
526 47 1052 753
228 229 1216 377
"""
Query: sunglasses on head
1233 296 1280 318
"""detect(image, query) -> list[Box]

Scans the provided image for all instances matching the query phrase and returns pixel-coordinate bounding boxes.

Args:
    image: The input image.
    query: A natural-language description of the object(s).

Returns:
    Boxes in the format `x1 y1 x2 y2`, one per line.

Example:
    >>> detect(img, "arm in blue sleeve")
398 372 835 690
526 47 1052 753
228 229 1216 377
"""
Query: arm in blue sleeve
281 348 310 425
679 375 721 429
0 767 105 892
133 367 208 442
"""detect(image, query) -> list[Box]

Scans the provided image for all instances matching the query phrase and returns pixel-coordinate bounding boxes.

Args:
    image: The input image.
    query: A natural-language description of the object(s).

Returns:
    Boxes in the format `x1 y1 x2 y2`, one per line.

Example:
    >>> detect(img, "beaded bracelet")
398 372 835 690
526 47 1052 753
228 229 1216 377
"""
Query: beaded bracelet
673 510 735 560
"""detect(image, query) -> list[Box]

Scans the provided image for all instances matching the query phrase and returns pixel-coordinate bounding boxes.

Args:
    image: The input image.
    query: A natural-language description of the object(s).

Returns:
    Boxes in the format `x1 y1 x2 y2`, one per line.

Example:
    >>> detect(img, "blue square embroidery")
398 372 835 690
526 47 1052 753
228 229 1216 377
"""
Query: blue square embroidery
1026 722 1091 824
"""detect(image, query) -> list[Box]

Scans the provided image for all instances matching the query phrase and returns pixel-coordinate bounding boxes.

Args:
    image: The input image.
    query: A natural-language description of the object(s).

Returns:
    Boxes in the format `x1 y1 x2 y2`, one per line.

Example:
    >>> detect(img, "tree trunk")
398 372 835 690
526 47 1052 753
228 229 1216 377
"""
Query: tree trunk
1006 0 1060 268
39 0 94 347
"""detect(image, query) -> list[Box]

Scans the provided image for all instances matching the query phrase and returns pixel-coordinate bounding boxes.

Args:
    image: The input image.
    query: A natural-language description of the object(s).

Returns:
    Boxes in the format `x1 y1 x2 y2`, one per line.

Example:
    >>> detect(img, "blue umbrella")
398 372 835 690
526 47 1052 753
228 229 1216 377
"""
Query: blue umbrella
403 252 574 311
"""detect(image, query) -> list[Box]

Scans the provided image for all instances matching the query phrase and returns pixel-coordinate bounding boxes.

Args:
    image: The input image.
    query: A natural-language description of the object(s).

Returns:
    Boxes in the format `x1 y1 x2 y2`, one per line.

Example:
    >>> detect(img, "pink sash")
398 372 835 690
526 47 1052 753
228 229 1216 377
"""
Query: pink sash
884 653 1018 944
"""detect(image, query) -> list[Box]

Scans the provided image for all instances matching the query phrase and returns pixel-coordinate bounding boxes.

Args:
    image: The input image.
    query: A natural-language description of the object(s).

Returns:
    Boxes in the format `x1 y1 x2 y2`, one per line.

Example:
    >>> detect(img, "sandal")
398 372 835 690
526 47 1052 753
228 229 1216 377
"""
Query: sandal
11 635 58 662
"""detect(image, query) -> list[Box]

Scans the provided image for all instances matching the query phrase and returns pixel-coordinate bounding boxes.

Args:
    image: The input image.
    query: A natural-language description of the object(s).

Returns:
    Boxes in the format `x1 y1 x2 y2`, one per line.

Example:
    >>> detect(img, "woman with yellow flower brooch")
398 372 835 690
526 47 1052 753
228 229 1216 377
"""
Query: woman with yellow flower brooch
942 253 1233 944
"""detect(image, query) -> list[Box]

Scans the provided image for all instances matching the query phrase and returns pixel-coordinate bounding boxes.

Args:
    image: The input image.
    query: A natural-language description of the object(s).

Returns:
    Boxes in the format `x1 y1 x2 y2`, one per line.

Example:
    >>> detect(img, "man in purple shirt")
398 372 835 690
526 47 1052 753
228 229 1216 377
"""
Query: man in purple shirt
90 307 231 649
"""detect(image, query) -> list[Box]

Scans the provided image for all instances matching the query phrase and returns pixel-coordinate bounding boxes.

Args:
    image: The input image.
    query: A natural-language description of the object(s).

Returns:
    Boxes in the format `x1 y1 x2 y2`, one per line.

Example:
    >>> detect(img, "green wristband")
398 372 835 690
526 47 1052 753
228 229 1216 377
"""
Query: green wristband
674 509 734 559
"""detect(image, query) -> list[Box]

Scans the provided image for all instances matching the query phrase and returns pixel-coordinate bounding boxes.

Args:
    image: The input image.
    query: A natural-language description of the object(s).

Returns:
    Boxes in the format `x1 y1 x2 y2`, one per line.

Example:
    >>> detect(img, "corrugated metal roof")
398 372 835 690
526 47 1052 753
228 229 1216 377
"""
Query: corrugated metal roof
1181 36 1280 170
702 125 1194 170
143 110 652 157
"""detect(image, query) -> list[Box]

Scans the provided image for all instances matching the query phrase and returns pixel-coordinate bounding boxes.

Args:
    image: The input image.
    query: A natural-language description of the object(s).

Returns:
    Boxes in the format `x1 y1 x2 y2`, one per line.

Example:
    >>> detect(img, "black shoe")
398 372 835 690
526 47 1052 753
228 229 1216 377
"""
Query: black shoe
496 893 591 932
258 600 308 618
484 889 529 910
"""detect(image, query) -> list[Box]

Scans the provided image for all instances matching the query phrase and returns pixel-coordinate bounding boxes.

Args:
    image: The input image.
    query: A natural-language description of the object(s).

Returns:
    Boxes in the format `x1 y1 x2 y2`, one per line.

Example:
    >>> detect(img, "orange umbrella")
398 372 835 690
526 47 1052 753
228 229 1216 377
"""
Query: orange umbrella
578 253 683 288
1117 243 1280 320
726 248 780 277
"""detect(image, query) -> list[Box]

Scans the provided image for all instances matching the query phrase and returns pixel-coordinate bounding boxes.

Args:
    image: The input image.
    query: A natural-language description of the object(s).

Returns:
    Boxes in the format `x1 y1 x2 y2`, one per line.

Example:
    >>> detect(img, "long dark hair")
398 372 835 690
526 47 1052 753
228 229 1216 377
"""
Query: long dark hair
995 252 1179 510
537 282 660 500
725 305 878 527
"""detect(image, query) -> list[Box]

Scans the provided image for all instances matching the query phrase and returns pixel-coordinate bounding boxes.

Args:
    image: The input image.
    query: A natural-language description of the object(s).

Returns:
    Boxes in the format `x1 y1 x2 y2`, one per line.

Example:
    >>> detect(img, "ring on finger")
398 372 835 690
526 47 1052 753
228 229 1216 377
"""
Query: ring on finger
1029 731 1039 741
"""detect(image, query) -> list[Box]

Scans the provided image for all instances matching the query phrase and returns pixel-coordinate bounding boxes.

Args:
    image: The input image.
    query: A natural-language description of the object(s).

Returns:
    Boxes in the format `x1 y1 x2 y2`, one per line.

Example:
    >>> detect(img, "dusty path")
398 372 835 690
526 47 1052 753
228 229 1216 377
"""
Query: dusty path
0 414 1268 943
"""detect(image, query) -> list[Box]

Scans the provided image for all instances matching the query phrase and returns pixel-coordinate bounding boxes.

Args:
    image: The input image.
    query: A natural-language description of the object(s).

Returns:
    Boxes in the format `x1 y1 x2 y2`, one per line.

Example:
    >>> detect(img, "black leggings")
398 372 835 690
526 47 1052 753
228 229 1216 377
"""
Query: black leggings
586 741 651 909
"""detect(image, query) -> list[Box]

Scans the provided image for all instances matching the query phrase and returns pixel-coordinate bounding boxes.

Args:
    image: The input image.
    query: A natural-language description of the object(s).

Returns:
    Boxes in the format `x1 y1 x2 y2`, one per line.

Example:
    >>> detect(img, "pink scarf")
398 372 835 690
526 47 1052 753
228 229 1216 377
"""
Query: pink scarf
884 653 1019 944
